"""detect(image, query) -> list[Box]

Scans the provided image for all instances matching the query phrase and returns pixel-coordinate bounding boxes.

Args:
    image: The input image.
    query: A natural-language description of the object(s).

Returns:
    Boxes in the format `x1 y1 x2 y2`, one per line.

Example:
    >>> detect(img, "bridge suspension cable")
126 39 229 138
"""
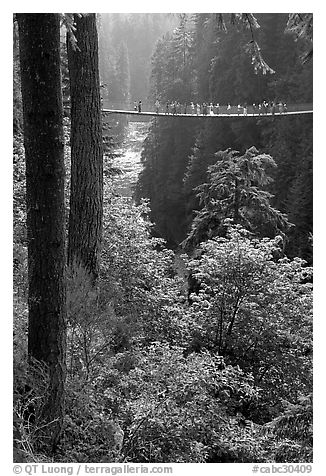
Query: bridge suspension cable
101 101 313 118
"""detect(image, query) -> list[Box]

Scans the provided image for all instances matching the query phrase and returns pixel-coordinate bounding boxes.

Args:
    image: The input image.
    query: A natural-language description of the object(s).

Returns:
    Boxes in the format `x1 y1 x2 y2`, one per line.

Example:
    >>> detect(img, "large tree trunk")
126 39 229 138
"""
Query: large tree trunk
67 14 103 282
17 13 66 450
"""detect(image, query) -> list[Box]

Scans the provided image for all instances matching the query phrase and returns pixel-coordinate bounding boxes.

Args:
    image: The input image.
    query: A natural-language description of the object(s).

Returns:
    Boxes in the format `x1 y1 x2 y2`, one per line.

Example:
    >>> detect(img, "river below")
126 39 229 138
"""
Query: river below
111 120 188 284
112 122 150 198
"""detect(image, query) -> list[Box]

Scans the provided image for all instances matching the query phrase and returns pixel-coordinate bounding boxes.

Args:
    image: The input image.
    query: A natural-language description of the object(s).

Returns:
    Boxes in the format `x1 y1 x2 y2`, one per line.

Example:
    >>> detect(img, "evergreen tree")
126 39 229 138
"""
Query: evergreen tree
150 34 173 101
137 117 197 246
67 13 104 282
264 115 313 262
116 41 131 105
17 13 66 450
136 15 200 246
183 121 236 228
171 14 193 100
184 147 290 250
98 13 176 104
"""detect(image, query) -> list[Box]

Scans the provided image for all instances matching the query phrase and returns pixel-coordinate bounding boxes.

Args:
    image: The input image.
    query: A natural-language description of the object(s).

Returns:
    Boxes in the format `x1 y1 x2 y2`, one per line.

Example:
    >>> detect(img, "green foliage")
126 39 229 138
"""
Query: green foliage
244 40 275 75
285 14 313 63
13 19 23 133
59 375 124 462
264 394 313 462
149 16 196 103
98 13 176 103
13 354 60 462
184 147 291 250
88 343 265 463
263 115 313 263
65 189 186 380
101 190 188 346
207 13 276 75
13 59 23 133
136 118 198 246
138 13 312 256
13 134 28 298
13 13 313 464
66 264 116 379
13 135 26 240
186 225 312 414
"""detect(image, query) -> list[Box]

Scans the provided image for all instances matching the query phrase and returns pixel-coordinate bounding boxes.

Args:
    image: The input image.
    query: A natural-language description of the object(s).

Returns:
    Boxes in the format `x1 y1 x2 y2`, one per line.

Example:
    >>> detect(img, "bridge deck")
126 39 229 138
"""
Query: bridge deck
102 108 313 118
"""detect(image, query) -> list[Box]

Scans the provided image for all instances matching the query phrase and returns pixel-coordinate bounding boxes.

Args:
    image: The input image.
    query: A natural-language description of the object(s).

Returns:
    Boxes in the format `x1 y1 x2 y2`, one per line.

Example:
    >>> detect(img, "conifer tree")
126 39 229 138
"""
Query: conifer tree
116 41 131 106
17 13 67 450
67 13 104 282
184 147 291 250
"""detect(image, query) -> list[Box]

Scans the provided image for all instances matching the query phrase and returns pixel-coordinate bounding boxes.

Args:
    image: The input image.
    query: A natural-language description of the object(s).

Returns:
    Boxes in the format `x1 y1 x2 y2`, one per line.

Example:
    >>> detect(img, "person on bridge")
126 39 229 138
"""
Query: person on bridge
196 103 201 115
209 103 214 115
252 103 257 115
283 102 288 113
262 101 268 114
278 101 284 114
237 104 242 115
138 101 142 113
243 103 248 116
227 103 231 114
215 103 220 115
134 101 137 111
191 102 195 114
165 102 170 114
271 101 276 115
155 100 160 114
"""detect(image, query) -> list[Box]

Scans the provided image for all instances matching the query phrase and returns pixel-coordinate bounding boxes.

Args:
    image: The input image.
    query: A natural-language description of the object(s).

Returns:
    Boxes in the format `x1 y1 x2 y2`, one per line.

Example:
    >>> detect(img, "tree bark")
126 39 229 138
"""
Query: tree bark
67 13 103 282
17 13 66 449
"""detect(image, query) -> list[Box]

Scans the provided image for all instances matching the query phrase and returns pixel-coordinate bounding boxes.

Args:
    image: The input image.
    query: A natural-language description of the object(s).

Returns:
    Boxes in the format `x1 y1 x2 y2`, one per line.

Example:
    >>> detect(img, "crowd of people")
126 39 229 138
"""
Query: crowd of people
133 99 288 116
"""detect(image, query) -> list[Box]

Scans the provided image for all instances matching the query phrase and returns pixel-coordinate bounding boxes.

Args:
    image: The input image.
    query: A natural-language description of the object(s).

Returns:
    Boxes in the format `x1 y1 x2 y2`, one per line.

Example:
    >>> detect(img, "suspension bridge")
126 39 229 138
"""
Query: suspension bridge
101 102 313 120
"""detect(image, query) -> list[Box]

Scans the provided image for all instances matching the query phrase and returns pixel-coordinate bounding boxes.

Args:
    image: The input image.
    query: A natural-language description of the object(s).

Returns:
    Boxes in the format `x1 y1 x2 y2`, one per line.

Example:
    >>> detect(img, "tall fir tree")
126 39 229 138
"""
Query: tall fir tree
17 13 67 450
184 147 290 250
67 13 104 282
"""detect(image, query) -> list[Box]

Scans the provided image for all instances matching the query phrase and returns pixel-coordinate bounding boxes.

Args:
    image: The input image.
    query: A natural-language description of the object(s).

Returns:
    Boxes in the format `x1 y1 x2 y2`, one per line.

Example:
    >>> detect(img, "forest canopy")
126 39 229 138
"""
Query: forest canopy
13 12 313 465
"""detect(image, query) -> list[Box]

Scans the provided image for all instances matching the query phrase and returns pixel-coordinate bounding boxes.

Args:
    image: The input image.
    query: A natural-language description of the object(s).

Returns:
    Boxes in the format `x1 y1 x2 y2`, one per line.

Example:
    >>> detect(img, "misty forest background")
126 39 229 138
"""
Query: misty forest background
13 13 312 464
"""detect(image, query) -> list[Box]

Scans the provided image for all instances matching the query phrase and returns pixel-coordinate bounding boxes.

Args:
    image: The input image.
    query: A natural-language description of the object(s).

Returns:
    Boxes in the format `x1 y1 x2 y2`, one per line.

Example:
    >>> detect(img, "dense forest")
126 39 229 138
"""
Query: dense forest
98 14 177 139
13 13 313 465
136 13 313 263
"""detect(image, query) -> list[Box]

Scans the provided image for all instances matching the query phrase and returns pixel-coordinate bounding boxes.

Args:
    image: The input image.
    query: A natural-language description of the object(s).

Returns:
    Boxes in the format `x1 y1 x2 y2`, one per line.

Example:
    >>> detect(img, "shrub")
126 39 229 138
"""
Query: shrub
186 225 312 414
92 343 265 462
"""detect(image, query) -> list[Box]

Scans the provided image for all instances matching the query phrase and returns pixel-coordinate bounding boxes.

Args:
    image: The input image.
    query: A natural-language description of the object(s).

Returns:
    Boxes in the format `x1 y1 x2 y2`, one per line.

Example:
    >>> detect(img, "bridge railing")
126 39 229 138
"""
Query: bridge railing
102 101 155 113
101 101 313 115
